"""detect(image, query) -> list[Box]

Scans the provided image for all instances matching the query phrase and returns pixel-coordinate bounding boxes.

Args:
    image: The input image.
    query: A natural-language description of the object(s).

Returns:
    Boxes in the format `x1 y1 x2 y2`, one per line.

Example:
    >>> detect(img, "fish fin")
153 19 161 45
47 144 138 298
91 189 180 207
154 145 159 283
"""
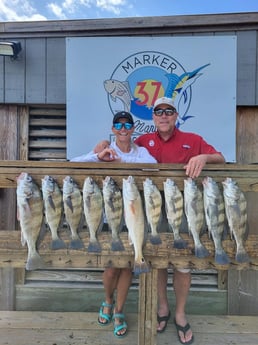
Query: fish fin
51 238 67 250
194 244 210 258
47 195 56 211
110 94 116 102
36 222 47 248
87 240 102 253
149 234 162 245
65 196 73 212
111 238 125 251
173 238 188 249
69 238 84 250
235 249 250 263
215 250 230 265
133 259 150 275
21 231 26 246
26 252 45 271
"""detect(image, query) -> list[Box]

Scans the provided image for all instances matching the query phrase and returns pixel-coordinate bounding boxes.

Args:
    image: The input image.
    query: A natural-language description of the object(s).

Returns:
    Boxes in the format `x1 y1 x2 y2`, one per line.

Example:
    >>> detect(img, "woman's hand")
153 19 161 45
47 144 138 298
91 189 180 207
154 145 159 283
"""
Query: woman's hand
97 147 119 162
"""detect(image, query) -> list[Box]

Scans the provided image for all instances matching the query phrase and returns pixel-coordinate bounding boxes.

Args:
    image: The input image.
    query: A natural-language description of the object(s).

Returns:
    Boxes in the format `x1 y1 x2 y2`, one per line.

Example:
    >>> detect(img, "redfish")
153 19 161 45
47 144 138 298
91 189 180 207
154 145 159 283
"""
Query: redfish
123 176 149 275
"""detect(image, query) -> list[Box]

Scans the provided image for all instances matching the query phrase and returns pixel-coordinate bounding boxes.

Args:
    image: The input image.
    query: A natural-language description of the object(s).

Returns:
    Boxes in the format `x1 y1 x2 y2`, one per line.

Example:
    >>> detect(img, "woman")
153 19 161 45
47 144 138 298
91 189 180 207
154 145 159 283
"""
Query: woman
71 111 156 338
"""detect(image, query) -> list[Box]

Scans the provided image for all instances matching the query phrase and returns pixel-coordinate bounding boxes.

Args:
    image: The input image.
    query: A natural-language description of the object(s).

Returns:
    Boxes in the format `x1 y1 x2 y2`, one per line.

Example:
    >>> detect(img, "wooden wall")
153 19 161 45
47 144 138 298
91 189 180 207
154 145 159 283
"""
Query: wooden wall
0 13 258 105
228 106 258 315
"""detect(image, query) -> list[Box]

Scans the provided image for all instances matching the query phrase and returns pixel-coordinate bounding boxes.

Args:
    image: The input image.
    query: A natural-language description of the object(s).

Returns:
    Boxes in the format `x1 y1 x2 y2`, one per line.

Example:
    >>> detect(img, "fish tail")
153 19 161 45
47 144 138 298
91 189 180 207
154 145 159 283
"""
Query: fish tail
51 238 67 250
111 238 125 251
150 234 162 245
69 238 84 250
133 258 150 275
215 250 230 265
87 240 102 253
26 252 45 271
235 249 250 263
173 238 188 249
194 244 210 258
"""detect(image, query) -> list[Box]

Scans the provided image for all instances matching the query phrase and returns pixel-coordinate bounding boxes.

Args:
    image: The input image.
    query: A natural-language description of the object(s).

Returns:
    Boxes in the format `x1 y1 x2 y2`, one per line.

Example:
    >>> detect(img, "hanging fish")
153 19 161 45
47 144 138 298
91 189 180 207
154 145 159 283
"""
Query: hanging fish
42 175 66 250
163 178 187 249
83 177 103 253
102 176 124 251
16 172 45 270
202 176 229 265
62 176 84 250
123 176 150 275
143 178 162 245
222 177 250 263
184 178 210 258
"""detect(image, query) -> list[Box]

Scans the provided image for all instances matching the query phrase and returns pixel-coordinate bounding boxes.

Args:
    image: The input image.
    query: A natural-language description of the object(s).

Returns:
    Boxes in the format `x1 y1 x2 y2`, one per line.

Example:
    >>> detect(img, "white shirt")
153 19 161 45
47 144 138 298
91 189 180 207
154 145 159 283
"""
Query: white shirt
70 141 157 164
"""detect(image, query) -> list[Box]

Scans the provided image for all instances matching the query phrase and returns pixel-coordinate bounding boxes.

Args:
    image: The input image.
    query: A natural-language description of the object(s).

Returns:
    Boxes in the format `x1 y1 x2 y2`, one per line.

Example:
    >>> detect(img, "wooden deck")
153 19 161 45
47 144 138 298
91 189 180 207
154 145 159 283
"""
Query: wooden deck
0 311 257 345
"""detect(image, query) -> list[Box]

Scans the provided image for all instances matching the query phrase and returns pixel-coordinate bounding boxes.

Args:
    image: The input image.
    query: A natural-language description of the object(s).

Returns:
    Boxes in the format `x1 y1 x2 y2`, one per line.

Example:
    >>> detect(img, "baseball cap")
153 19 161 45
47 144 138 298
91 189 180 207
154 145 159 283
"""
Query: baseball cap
153 97 176 111
113 111 134 125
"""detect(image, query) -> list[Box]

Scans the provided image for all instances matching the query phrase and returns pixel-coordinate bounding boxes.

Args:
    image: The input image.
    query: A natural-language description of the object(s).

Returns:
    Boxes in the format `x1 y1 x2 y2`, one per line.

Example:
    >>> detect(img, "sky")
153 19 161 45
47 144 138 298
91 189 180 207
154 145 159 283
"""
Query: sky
0 0 257 22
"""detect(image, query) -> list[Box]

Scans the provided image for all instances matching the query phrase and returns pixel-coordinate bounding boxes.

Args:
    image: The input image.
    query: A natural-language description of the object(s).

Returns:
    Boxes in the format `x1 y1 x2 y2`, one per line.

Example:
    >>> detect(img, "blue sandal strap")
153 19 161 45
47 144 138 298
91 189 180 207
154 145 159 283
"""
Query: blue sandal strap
98 301 114 325
112 313 127 337
112 313 125 320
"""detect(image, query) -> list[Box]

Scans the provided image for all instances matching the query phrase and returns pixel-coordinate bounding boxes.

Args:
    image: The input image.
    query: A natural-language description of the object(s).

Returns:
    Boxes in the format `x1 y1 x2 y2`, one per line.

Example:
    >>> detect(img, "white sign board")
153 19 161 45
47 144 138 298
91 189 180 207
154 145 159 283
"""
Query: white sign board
66 36 236 162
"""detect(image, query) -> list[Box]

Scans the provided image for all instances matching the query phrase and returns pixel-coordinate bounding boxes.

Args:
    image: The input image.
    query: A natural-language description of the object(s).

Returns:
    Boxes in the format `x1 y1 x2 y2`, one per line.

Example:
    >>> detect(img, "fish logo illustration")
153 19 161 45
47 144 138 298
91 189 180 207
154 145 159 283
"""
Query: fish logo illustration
104 51 210 133
104 79 132 112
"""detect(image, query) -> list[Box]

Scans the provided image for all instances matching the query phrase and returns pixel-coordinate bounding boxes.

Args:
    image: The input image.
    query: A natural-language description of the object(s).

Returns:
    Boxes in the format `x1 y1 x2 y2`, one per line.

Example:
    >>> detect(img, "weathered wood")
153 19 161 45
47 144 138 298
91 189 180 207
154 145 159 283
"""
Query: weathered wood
0 107 20 311
0 161 258 192
0 231 257 270
25 269 218 287
29 139 66 148
1 13 258 37
0 311 257 345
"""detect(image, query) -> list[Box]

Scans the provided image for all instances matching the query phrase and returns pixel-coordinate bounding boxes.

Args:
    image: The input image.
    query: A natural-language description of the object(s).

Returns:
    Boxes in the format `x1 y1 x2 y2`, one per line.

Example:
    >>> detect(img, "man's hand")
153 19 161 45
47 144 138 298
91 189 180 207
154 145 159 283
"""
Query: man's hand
184 154 207 178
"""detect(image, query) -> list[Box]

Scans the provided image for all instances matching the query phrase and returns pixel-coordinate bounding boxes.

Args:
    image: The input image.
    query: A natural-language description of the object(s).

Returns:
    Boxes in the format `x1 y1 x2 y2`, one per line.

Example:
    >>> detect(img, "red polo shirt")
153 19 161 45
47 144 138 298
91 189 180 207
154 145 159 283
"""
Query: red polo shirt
134 128 221 163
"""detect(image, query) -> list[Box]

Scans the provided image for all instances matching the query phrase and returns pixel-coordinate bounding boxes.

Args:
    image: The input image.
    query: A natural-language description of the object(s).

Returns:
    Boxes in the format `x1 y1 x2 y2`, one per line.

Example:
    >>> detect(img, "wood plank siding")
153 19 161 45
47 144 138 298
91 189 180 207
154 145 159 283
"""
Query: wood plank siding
0 13 258 105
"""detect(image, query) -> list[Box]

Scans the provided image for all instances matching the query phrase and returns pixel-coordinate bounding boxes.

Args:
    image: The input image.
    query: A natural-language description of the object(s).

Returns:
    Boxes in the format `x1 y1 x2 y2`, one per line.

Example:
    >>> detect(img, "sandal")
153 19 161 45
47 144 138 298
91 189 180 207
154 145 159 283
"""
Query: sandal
97 301 113 325
112 313 128 338
174 318 194 345
157 310 171 333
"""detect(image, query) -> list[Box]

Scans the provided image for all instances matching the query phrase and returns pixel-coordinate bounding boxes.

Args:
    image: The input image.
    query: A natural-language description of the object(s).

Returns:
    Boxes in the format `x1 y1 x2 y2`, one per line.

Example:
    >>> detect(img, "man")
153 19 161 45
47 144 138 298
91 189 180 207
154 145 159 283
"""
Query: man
134 97 225 344
94 98 225 344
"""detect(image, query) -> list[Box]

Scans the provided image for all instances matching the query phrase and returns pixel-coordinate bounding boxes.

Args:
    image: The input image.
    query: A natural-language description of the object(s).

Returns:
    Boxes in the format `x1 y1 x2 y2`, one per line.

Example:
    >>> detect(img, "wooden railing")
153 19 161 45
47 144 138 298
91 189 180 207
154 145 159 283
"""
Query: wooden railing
0 160 258 345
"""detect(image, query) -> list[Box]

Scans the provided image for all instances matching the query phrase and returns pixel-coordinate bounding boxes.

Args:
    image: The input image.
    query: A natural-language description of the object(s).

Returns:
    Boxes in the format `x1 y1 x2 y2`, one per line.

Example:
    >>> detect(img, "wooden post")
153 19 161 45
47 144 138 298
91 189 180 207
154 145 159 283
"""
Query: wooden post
138 268 158 345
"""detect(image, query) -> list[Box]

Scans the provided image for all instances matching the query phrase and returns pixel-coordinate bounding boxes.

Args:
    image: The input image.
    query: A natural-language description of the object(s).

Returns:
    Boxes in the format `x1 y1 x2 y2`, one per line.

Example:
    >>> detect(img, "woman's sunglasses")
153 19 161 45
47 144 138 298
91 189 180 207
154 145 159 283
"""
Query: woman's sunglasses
113 122 133 130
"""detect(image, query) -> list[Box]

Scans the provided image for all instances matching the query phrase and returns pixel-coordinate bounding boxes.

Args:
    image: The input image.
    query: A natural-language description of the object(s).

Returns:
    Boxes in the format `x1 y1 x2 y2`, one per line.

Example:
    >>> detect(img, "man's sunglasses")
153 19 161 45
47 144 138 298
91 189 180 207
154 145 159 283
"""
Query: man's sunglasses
113 122 133 130
154 108 177 116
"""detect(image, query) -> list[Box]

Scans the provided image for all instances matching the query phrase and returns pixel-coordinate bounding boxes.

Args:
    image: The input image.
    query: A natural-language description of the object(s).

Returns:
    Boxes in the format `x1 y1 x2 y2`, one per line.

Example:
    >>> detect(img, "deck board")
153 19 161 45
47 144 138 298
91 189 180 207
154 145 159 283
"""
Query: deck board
0 312 257 345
